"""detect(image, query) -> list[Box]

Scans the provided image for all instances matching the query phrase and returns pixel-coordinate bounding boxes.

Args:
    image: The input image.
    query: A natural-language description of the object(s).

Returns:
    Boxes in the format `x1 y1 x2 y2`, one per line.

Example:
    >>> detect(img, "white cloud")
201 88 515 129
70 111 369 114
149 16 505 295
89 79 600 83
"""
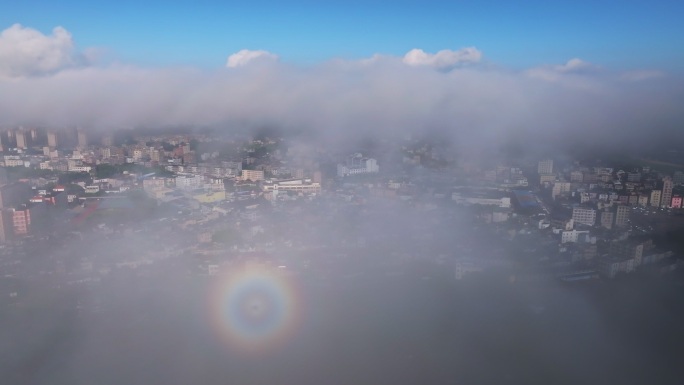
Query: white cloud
226 49 279 68
0 26 680 154
402 47 482 70
0 24 83 78
554 58 597 73
525 58 602 84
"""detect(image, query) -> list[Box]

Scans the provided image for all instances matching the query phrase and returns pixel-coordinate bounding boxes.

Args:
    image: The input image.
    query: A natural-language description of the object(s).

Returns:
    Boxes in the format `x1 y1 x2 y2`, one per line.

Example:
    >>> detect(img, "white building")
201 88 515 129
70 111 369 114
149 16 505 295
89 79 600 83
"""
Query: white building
241 169 265 182
175 174 203 190
85 185 100 194
552 182 571 199
561 230 590 243
572 207 596 226
262 179 321 194
538 159 553 174
3 156 25 167
337 153 379 177
69 166 92 173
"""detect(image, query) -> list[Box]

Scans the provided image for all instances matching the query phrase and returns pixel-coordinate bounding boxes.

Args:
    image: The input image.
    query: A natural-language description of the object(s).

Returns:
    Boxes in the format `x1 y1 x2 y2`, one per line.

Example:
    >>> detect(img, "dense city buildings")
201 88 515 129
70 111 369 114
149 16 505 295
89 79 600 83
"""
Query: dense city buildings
0 126 681 288
0 125 682 385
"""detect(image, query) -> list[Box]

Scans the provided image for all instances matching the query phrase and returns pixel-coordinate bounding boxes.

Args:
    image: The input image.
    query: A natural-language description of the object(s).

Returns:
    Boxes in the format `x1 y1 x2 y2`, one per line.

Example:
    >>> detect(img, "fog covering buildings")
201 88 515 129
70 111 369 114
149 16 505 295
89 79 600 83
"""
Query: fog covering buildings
0 123 683 385
1 19 684 385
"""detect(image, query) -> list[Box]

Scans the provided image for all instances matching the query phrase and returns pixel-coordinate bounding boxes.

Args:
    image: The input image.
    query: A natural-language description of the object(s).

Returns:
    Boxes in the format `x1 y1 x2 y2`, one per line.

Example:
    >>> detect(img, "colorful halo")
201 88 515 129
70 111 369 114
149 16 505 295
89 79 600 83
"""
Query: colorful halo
210 265 302 354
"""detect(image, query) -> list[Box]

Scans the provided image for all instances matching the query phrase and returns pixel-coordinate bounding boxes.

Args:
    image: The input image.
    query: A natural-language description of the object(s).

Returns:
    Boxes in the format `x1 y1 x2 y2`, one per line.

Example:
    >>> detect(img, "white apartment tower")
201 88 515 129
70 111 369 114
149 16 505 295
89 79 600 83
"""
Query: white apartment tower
572 207 596 227
615 205 630 227
538 159 553 174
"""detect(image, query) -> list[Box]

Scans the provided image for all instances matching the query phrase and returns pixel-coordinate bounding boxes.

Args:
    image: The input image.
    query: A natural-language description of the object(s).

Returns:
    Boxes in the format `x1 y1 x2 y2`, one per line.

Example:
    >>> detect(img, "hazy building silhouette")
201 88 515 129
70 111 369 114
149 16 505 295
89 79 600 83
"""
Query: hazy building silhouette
47 131 58 148
615 205 630 227
15 130 27 149
77 130 88 148
102 135 113 146
661 177 673 208
600 210 614 229
650 190 662 207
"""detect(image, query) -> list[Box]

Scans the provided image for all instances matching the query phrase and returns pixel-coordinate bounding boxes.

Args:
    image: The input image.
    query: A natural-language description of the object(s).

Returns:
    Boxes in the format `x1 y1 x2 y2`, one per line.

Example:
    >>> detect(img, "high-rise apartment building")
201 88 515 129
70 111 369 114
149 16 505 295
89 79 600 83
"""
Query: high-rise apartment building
552 182 571 199
572 207 596 227
15 130 27 149
650 190 662 207
47 131 58 148
661 177 673 208
77 130 88 148
615 205 630 227
538 159 553 174
600 211 614 229
11 207 30 235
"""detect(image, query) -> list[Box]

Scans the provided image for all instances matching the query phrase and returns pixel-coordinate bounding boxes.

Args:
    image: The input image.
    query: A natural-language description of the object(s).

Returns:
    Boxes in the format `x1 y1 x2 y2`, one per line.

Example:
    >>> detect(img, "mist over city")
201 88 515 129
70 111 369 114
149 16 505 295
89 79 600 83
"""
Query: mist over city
2 2 684 385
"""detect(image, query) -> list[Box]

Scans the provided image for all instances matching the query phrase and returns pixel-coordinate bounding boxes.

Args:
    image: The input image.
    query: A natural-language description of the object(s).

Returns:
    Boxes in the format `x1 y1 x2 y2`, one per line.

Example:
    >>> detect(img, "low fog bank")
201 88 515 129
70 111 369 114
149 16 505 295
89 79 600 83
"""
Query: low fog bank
1 61 682 156
2 200 684 385
4 260 684 385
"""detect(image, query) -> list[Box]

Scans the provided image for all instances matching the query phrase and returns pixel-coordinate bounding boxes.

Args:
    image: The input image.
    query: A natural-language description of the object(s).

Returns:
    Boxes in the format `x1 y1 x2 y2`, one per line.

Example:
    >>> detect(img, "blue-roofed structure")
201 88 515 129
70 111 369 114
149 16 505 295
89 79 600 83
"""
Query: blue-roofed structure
512 190 539 208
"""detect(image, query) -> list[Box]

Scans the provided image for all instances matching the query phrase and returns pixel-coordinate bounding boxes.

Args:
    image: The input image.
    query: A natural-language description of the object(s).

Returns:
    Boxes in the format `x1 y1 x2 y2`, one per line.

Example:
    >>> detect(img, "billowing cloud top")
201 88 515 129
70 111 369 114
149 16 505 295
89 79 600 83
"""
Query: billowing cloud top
0 24 81 78
226 49 279 68
555 58 595 73
525 58 602 83
402 48 482 70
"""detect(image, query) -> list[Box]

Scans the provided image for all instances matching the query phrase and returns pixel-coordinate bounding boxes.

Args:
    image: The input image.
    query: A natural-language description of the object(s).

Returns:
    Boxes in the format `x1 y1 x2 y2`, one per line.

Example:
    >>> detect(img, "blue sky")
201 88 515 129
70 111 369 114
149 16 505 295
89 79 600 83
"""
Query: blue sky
1 0 683 70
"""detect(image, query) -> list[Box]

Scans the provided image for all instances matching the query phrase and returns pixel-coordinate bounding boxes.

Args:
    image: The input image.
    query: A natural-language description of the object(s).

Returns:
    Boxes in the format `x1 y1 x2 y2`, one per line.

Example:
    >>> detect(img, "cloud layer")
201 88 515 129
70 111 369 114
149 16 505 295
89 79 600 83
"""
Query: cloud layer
0 24 83 78
402 48 482 70
0 24 682 154
226 49 279 68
